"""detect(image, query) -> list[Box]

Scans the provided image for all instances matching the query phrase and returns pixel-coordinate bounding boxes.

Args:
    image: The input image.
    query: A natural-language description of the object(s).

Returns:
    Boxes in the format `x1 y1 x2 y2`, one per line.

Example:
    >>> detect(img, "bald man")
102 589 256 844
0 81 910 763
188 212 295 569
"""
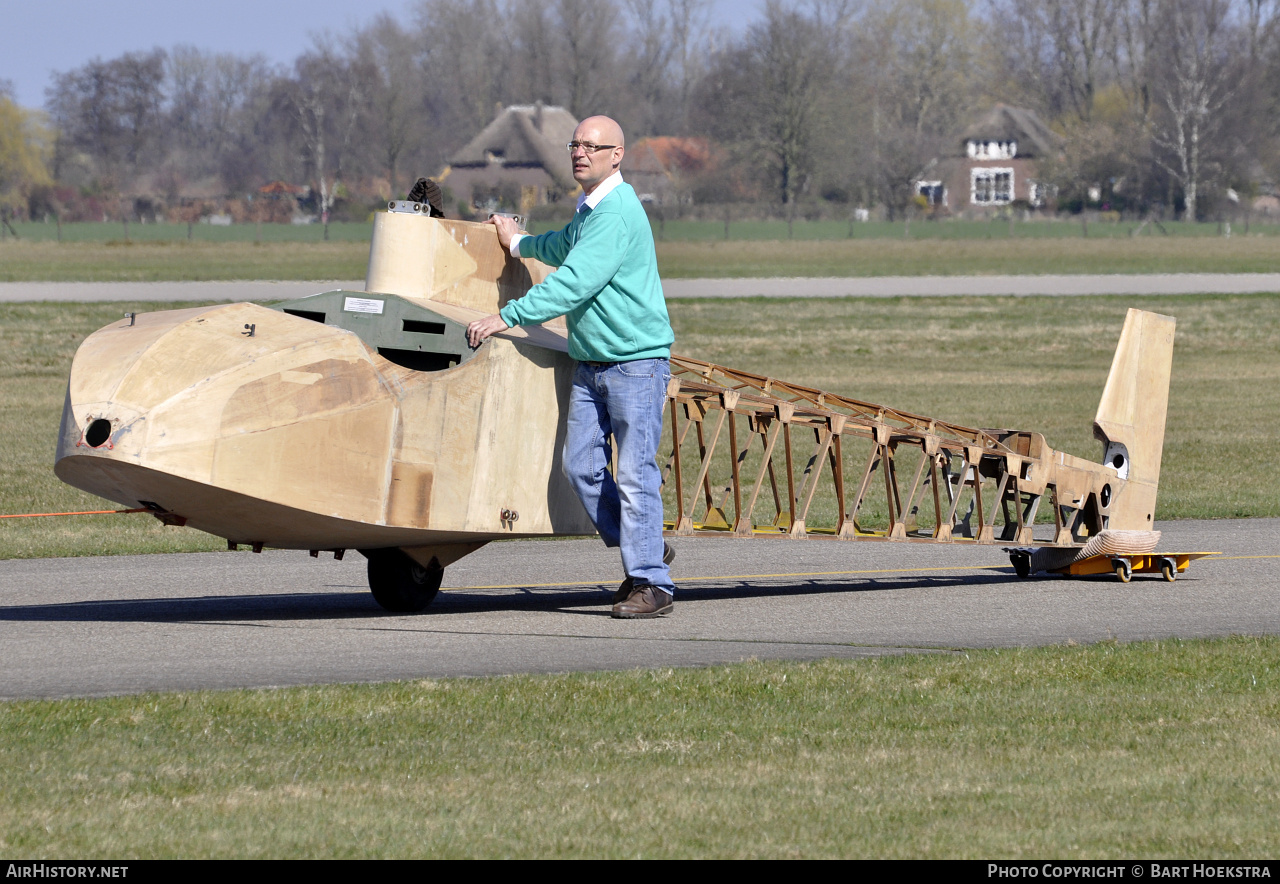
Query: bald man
467 115 677 618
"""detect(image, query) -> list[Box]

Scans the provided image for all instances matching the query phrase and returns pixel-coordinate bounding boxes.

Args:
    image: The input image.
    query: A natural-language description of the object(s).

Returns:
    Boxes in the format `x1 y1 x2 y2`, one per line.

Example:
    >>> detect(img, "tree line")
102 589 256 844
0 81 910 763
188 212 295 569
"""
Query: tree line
4 0 1278 226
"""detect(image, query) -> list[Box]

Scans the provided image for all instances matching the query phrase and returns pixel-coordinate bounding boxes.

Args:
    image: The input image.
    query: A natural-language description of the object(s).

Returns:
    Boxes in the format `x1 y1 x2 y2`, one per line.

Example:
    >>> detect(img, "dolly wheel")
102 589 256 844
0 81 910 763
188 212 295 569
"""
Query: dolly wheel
364 548 443 613
1009 551 1031 579
1112 558 1132 583
1160 557 1178 583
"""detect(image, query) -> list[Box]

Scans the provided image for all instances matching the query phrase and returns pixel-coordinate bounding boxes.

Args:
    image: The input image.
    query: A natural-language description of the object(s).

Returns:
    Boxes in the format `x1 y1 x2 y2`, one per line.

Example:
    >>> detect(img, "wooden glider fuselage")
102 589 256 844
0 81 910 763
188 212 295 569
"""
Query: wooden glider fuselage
55 208 1176 577
55 212 596 569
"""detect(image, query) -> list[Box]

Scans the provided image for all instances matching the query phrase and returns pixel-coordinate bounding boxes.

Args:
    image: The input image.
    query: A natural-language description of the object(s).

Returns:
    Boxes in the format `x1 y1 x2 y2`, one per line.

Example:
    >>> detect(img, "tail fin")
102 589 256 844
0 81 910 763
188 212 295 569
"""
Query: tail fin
1093 308 1176 529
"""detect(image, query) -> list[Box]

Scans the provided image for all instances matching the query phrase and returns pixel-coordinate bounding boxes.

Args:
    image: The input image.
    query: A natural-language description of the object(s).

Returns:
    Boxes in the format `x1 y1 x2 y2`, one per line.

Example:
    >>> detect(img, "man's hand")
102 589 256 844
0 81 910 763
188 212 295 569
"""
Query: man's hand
488 213 519 251
467 313 509 348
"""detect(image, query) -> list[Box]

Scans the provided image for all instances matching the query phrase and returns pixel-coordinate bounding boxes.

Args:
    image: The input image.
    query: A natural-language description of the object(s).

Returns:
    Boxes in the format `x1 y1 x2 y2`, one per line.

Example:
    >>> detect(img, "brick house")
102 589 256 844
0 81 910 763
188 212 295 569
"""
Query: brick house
916 105 1063 214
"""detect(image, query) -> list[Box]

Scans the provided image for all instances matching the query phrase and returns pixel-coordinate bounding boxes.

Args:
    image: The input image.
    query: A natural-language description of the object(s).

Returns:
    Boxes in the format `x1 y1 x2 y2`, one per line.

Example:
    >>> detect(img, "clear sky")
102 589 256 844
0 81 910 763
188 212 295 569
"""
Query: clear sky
0 0 755 110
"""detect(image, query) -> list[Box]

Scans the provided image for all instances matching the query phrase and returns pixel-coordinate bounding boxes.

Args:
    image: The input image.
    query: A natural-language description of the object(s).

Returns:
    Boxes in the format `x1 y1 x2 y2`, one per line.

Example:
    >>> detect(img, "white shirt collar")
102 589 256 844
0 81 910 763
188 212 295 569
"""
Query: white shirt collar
576 171 624 212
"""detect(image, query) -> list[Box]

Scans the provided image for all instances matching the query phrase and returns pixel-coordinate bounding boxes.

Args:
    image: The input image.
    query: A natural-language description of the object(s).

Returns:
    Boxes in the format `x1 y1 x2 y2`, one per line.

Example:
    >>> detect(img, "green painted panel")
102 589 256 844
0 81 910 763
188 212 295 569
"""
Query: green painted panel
270 291 475 372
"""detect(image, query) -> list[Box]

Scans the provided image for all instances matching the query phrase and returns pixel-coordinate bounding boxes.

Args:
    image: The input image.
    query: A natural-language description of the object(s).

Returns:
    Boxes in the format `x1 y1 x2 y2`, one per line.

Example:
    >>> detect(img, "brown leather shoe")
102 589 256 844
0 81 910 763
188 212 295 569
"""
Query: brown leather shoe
611 585 674 619
614 543 676 604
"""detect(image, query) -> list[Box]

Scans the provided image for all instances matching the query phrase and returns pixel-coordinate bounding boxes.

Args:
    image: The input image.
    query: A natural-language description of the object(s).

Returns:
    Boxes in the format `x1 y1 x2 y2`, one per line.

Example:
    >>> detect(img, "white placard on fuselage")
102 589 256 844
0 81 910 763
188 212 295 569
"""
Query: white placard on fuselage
343 297 385 315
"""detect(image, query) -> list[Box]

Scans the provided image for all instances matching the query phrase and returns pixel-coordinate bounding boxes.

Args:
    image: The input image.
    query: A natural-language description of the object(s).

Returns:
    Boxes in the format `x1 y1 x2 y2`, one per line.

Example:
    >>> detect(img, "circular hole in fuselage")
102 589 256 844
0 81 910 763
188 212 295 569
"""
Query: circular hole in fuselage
85 419 112 447
1112 454 1125 469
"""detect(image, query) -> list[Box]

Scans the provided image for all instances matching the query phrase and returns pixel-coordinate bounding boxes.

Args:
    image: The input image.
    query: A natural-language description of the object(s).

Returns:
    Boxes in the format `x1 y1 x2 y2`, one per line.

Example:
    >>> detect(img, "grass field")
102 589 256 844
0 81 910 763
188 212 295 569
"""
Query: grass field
3 290 1279 859
1 638 1277 858
652 215 1280 242
656 237 1280 278
2 293 1277 559
0 241 369 283
8 220 375 243
13 217 1280 243
3 220 1280 280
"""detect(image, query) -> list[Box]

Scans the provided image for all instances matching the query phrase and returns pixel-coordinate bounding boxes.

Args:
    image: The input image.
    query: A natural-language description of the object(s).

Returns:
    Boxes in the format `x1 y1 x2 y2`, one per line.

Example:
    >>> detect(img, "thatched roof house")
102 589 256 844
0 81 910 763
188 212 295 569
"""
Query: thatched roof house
958 105 1062 160
442 103 579 211
918 104 1065 213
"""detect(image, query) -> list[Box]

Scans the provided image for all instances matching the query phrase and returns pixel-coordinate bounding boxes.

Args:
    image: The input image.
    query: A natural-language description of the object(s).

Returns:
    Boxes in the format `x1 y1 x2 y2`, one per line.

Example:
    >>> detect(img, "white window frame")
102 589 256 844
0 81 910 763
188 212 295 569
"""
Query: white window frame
1029 180 1048 207
966 140 1018 160
916 180 946 206
971 167 1014 205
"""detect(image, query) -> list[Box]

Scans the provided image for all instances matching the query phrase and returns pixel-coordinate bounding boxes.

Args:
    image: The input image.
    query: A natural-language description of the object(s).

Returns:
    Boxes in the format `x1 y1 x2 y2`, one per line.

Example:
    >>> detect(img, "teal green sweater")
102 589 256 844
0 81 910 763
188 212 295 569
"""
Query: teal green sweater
498 182 674 363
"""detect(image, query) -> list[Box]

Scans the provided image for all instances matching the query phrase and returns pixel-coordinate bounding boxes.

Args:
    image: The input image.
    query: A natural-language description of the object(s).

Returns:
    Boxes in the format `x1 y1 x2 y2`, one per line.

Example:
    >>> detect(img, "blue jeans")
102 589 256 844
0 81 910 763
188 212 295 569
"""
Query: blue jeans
563 358 674 594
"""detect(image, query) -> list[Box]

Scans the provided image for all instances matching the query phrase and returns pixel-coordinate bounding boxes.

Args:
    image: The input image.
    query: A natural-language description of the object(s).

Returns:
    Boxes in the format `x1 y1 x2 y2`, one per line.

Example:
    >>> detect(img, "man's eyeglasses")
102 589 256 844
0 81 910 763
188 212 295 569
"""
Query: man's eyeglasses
567 141 618 154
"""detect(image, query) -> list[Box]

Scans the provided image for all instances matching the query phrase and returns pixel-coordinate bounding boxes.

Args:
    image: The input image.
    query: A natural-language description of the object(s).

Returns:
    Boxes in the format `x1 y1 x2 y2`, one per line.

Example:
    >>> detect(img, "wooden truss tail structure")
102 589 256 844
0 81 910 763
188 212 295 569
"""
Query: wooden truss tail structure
661 308 1176 549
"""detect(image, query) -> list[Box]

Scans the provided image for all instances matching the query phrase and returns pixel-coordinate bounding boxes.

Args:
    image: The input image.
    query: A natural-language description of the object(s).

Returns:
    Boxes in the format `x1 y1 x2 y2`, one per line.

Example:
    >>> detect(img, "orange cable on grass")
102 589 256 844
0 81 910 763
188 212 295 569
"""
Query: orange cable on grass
0 508 148 519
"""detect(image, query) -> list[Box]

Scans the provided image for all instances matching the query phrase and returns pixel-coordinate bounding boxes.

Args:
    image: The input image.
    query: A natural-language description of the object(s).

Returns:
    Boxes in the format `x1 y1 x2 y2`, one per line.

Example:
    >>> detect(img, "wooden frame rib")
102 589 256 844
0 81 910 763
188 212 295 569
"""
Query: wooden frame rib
661 356 1117 550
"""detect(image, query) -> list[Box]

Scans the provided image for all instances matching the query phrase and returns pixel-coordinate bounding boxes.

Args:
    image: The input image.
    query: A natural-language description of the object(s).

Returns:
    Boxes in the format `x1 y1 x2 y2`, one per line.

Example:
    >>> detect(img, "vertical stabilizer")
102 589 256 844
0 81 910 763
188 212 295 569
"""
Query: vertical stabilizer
1093 308 1176 529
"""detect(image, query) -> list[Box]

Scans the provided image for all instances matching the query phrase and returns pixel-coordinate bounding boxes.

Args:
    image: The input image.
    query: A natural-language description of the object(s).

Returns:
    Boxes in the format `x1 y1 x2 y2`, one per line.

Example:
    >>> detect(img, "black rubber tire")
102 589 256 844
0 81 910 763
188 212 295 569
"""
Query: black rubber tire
1010 552 1031 579
364 548 443 613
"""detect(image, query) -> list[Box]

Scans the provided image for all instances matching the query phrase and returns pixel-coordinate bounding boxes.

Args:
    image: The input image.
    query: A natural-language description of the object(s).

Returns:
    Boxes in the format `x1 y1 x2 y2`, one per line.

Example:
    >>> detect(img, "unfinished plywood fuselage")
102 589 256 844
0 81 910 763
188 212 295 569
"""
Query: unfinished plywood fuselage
56 211 596 607
55 208 1177 611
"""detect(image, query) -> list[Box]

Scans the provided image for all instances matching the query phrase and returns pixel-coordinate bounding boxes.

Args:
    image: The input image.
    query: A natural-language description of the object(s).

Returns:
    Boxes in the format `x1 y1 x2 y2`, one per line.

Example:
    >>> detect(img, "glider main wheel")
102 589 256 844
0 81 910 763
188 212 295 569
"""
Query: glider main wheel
1112 557 1133 583
1009 551 1031 579
1160 557 1178 583
364 548 443 613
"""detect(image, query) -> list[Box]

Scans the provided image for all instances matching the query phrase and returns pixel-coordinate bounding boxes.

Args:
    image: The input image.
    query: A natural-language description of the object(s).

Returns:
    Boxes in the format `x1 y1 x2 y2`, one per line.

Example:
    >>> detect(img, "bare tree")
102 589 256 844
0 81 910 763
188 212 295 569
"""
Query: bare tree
621 0 675 133
697 1 839 211
854 0 979 215
166 46 208 155
1243 0 1279 59
854 0 977 142
415 0 511 170
505 0 558 108
166 47 273 176
1242 0 1280 185
992 0 1121 122
666 0 714 123
283 42 368 238
556 0 623 118
618 0 712 133
47 49 167 178
1116 0 1157 119
353 15 423 196
1150 0 1238 220
110 50 168 170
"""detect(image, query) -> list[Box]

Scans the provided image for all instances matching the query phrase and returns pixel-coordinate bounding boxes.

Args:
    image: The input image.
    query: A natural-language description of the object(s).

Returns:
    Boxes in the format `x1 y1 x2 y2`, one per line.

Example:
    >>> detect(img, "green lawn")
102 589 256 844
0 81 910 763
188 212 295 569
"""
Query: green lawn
3 220 1279 280
651 215 1280 241
3 291 1279 859
0 241 369 282
654 236 1280 277
8 220 375 243
12 217 1280 243
3 293 1277 559
1 638 1277 858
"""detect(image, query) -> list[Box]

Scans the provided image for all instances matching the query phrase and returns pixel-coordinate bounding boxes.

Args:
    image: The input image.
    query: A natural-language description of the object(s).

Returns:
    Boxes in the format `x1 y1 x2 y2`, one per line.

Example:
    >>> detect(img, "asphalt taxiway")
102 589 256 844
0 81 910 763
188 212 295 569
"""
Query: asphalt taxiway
0 518 1274 699
2 273 1279 303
